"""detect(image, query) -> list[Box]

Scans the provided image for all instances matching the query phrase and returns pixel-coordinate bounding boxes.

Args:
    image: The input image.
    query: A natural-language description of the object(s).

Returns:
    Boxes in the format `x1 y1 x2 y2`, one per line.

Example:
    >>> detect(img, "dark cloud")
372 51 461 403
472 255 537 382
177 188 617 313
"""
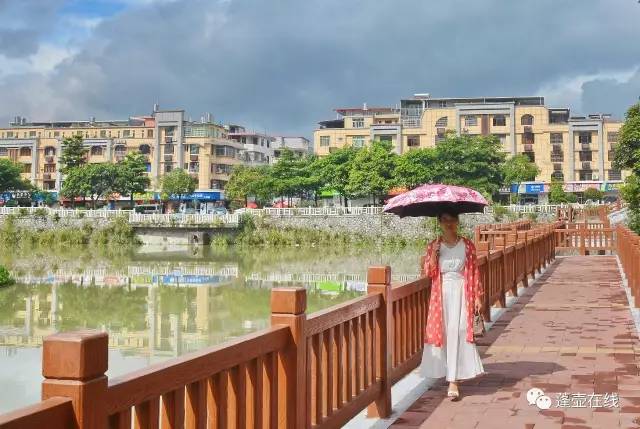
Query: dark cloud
581 69 640 118
0 1 64 58
1 0 640 136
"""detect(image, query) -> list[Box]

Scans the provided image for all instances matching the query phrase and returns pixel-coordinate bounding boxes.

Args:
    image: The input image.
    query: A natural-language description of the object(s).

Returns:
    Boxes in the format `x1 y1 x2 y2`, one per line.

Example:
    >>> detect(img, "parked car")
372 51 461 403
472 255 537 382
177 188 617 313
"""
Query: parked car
134 204 161 214
212 207 228 215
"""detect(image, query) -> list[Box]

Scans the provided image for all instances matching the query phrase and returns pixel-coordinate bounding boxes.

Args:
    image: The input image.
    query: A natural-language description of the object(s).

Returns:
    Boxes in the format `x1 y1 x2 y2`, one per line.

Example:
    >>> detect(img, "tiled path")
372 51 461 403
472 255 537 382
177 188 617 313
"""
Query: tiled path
391 256 640 429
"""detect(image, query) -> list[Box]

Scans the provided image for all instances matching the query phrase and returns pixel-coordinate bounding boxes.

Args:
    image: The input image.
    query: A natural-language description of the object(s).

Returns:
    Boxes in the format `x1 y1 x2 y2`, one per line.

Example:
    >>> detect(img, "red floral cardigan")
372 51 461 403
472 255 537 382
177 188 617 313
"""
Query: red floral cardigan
423 236 484 347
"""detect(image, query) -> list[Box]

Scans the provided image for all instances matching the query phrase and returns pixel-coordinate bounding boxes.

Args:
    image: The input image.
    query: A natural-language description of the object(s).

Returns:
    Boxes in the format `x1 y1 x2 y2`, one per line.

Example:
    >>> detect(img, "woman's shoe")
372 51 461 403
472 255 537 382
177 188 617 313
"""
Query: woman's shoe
447 389 460 401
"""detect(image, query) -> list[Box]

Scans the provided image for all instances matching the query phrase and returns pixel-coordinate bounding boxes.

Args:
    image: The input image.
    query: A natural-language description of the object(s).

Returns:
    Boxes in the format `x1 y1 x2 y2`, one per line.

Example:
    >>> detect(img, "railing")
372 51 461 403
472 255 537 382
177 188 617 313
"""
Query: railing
128 213 239 227
0 223 559 429
554 222 616 254
617 225 640 307
0 207 127 219
235 207 385 217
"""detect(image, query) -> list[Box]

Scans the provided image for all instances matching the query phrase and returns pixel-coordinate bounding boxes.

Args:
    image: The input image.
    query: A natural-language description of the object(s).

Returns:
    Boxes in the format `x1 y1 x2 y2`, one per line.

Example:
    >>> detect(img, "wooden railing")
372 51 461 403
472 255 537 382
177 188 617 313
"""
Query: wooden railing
617 225 640 307
554 222 616 254
0 224 559 429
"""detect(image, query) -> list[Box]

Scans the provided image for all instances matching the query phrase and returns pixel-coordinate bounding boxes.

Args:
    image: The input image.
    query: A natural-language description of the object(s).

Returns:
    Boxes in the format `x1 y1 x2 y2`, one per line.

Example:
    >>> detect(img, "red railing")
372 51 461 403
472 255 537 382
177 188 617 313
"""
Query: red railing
617 225 640 307
554 222 616 254
0 225 559 429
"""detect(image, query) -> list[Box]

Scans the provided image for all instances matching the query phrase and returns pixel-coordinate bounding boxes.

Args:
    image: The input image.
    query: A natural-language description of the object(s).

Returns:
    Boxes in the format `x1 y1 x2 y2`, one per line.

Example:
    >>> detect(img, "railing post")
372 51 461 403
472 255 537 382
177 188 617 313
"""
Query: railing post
270 288 307 429
41 330 109 429
580 221 587 256
366 266 392 418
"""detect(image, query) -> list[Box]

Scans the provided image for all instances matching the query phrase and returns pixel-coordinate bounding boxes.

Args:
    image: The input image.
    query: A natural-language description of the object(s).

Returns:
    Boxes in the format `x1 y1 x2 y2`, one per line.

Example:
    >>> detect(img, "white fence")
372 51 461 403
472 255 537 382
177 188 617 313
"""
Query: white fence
235 206 384 217
0 207 239 226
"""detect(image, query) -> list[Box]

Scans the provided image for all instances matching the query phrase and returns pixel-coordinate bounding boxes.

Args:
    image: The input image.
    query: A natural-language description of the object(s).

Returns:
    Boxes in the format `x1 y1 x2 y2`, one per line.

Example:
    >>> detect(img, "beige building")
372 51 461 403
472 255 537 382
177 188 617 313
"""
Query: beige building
0 107 245 199
314 96 627 188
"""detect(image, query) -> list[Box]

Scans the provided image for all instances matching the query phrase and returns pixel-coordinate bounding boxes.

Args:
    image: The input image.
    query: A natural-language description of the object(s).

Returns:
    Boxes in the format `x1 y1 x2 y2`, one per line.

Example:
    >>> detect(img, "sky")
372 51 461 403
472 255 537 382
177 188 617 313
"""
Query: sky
0 0 639 138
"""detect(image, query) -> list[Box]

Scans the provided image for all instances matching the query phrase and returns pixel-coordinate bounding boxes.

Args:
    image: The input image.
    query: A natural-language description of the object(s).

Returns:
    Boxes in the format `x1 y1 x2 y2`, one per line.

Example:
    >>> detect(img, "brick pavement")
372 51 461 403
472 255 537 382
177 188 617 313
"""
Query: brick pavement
390 256 640 429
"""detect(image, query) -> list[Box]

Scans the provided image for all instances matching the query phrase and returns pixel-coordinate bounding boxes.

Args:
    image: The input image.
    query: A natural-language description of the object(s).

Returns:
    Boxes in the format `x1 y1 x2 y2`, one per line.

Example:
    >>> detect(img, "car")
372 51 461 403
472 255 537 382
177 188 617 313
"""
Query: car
212 207 228 215
134 204 161 214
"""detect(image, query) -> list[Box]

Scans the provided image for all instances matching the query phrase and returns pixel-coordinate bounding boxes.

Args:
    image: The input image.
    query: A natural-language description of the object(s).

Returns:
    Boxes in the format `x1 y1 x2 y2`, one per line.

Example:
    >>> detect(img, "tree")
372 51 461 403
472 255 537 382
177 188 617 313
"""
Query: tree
161 168 197 204
394 148 437 189
548 180 577 204
317 146 359 206
267 149 308 205
60 167 90 206
115 152 150 208
583 187 604 202
345 140 397 204
429 134 506 199
225 165 271 206
0 159 27 194
59 135 88 173
614 102 640 233
502 154 540 204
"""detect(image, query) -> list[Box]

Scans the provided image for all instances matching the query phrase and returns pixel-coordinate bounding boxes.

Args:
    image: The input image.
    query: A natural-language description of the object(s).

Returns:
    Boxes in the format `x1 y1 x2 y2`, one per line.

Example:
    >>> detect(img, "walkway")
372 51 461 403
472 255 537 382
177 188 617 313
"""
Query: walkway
391 256 640 429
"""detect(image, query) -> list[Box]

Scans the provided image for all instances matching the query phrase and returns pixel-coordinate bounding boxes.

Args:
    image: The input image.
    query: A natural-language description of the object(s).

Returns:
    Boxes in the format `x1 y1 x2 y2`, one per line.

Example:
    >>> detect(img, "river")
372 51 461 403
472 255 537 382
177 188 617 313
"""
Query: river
0 244 423 412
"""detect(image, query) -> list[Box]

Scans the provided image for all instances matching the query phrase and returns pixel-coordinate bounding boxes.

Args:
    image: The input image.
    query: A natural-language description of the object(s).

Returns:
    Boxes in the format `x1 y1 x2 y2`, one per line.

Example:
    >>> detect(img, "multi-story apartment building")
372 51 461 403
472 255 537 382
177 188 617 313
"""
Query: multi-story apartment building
227 125 275 167
314 96 628 198
271 136 312 163
0 107 245 199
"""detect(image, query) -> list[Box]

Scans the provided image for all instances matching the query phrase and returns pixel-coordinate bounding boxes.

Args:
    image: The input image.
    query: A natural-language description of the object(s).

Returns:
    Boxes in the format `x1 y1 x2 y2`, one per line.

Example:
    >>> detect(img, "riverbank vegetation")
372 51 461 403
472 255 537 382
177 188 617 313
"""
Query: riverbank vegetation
0 215 140 250
0 266 14 287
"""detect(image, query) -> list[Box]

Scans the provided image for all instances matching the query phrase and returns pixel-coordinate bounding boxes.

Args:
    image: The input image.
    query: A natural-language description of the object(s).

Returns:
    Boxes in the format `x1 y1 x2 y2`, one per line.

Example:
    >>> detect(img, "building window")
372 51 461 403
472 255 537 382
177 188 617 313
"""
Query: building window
215 146 236 157
90 146 103 156
6 132 13 138
493 115 506 127
53 131 59 137
139 144 151 155
435 133 446 144
464 116 477 127
578 132 592 144
435 117 448 127
29 131 36 137
0 148 7 156
579 151 592 161
320 136 330 147
114 145 127 157
213 164 234 175
165 144 174 154
44 164 56 173
607 132 618 143
164 164 173 173
352 118 365 128
147 129 154 138
44 146 56 156
407 135 420 147
579 171 593 181
351 136 365 148
43 181 55 190
145 163 151 172
608 170 622 181
522 133 535 146
550 133 563 145
19 147 32 157
520 114 534 126
522 151 535 162
23 163 31 173
551 171 564 181
123 130 131 138
608 149 616 161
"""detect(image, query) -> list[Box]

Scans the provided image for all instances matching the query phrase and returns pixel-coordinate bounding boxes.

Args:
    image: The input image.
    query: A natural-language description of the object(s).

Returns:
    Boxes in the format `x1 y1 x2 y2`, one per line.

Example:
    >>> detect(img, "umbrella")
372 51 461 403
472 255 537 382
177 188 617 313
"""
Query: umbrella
383 184 488 217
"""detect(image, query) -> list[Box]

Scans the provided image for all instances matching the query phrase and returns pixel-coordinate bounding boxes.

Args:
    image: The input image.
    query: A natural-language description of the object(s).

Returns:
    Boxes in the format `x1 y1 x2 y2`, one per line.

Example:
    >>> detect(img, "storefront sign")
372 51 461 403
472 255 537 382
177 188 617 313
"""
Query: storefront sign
525 183 545 194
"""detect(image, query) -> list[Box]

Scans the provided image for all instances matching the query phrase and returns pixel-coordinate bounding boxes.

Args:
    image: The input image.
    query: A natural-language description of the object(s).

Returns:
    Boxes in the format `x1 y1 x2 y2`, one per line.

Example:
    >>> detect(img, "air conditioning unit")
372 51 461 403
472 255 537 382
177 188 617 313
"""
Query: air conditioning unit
582 162 591 170
164 154 173 162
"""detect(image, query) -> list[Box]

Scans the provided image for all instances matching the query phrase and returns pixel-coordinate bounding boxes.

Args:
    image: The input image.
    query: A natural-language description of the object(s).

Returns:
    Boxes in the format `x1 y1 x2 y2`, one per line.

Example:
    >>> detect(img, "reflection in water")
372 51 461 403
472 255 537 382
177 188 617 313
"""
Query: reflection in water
0 244 422 411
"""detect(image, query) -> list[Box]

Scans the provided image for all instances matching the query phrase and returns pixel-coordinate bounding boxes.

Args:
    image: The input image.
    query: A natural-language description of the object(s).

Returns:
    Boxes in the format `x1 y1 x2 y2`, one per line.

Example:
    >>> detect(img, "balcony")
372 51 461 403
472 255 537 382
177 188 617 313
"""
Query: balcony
190 154 199 162
550 153 564 163
401 118 421 128
43 173 52 180
45 155 55 163
523 144 533 152
580 143 591 151
164 154 173 162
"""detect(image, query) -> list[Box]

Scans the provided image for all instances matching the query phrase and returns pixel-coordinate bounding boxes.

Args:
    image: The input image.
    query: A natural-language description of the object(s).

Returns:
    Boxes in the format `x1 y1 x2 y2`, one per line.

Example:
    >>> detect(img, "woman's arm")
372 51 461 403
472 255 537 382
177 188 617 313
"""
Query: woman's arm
470 244 484 304
423 240 439 279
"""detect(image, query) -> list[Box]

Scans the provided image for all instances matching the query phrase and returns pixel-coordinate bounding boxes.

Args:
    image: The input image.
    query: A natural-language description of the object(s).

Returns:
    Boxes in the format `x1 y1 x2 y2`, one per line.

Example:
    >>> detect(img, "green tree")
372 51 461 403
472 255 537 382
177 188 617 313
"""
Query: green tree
430 134 506 198
226 165 271 206
583 187 604 202
115 152 150 208
0 159 27 194
161 168 197 204
614 103 640 233
317 146 359 206
548 180 577 204
268 149 308 205
394 148 437 189
59 135 88 173
60 167 90 207
345 140 397 204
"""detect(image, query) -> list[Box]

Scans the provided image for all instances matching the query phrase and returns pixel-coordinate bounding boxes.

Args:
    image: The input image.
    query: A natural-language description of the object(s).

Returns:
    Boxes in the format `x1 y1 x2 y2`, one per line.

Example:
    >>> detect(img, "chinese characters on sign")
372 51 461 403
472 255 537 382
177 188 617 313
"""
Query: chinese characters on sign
527 388 620 410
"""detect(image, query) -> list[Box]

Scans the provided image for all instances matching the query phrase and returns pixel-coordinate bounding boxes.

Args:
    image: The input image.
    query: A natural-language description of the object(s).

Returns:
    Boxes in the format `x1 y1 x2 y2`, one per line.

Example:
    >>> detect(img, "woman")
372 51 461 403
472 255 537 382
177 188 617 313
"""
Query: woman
420 210 485 400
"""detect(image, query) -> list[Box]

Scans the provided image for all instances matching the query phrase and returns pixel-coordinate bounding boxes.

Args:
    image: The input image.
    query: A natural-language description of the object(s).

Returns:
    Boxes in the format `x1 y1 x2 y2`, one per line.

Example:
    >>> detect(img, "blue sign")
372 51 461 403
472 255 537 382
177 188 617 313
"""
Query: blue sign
510 184 520 193
524 183 545 194
169 191 222 201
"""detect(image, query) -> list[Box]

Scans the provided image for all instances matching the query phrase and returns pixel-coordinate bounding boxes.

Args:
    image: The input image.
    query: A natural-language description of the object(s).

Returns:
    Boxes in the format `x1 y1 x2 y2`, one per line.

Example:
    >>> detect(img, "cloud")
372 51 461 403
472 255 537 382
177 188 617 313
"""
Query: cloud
1 0 639 136
0 1 65 58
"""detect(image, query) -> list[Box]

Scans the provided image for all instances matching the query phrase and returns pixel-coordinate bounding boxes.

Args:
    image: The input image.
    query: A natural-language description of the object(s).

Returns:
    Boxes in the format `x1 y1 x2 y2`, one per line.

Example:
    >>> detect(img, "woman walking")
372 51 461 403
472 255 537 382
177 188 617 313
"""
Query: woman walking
421 211 485 400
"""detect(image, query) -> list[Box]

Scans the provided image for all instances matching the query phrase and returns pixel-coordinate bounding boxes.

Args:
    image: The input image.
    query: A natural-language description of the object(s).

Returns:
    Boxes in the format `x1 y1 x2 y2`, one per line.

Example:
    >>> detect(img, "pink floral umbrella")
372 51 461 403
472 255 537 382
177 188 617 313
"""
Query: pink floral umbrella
383 184 488 217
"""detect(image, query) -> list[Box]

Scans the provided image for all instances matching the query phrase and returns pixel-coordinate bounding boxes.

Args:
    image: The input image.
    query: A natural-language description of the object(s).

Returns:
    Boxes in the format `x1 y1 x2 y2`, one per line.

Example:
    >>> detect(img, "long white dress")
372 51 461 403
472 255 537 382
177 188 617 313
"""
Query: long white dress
420 239 485 382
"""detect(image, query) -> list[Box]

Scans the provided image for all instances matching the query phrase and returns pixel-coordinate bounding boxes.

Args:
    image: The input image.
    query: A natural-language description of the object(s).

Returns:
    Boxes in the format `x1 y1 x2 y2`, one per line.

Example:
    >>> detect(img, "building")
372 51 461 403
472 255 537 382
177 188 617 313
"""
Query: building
0 107 246 200
227 124 275 168
271 136 312 163
314 95 628 200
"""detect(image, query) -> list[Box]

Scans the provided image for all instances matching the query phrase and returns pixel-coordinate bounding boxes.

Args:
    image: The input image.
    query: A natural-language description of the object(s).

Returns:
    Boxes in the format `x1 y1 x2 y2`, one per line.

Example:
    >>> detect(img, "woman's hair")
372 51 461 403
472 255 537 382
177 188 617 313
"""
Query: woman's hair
437 211 459 221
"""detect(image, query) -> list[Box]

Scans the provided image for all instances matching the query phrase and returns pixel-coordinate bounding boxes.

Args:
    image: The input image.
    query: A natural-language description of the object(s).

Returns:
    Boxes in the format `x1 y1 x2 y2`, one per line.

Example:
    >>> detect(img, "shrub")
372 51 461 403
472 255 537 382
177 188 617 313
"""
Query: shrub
0 266 14 287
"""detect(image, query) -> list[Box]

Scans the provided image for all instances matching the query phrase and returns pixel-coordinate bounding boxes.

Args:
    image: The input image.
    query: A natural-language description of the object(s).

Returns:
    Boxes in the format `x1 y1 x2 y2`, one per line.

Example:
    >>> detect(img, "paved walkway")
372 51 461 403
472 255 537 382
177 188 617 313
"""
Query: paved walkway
391 256 640 429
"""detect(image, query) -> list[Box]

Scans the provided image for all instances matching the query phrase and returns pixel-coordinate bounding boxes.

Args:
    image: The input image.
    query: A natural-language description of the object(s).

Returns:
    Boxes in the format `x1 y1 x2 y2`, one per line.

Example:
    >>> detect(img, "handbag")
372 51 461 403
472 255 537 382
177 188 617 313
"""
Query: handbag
473 309 485 337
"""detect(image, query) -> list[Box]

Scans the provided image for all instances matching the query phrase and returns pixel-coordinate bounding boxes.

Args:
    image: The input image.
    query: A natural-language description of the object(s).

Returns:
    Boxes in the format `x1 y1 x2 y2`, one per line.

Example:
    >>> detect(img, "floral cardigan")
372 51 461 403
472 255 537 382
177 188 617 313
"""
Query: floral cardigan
423 236 484 347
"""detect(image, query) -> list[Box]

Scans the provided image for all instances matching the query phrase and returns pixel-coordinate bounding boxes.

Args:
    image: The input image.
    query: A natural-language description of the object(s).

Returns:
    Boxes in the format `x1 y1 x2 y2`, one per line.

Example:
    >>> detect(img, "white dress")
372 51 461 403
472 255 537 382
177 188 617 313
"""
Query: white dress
420 239 485 382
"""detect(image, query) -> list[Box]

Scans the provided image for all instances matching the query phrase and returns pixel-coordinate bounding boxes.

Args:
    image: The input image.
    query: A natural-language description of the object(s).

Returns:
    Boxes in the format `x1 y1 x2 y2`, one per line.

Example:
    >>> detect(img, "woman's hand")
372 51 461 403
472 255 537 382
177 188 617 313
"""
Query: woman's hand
427 241 440 273
474 297 482 313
